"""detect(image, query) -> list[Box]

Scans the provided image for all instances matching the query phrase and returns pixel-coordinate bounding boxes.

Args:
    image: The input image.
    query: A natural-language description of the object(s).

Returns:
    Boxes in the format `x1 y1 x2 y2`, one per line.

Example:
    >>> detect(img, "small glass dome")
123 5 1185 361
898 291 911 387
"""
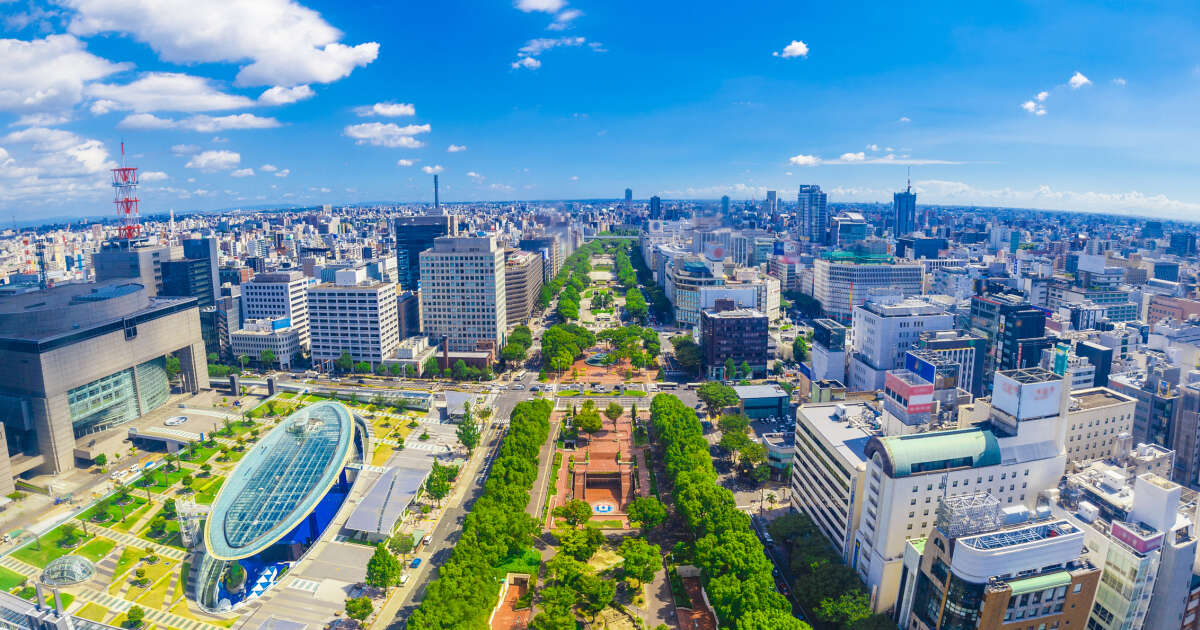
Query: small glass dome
41 555 95 586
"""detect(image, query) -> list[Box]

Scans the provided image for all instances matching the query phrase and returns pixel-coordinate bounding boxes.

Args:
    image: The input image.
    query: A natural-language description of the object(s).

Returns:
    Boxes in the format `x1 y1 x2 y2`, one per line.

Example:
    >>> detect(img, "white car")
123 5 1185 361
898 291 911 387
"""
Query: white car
164 416 187 426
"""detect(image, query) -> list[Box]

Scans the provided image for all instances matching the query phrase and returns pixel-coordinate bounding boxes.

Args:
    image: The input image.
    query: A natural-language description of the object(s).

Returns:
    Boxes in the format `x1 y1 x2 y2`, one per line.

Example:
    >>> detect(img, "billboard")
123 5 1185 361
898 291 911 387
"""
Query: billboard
885 371 934 414
992 372 1061 420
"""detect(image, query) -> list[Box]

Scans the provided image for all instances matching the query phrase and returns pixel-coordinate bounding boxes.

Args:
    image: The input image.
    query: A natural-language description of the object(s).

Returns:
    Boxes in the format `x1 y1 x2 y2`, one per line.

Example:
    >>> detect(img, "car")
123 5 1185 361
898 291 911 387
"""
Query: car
411 557 422 568
530 385 540 392
512 383 525 390
164 416 187 426
399 573 410 586
422 535 433 546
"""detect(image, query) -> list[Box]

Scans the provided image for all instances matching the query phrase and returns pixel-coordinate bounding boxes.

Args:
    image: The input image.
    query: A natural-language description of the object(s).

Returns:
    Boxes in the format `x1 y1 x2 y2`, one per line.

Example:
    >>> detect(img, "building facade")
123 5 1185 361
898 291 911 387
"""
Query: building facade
307 269 399 366
813 253 924 324
504 249 544 326
419 235 507 352
240 270 310 349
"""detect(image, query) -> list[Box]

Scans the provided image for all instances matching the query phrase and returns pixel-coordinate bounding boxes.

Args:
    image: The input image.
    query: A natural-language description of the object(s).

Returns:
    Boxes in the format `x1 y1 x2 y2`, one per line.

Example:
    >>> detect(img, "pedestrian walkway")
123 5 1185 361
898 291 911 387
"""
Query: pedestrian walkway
82 588 228 630
0 554 38 576
288 577 321 595
93 524 187 561
402 440 445 452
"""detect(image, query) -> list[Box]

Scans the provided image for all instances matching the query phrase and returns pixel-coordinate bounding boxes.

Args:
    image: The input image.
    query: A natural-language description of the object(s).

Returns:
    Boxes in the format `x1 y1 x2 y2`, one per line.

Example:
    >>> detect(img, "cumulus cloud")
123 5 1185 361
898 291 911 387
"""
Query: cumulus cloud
1068 71 1091 89
118 112 281 132
0 34 130 113
11 113 72 127
773 40 809 58
140 170 168 181
788 154 821 166
259 84 314 105
839 152 866 162
87 72 256 112
511 56 541 70
274 168 289 178
913 179 1200 218
396 159 415 167
790 151 962 166
447 144 466 152
421 165 443 174
231 168 254 177
898 116 911 123
64 0 379 87
1112 77 1126 86
170 144 201 155
466 171 484 180
514 0 565 12
354 102 415 117
260 163 278 172
343 122 430 148
185 149 240 170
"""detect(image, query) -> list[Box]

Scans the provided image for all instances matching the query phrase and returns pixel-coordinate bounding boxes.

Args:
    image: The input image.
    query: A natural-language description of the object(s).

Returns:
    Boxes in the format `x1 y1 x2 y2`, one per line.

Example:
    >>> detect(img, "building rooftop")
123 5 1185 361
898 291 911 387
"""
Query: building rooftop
796 401 879 464
1000 367 1062 384
343 463 432 536
703 307 765 319
1007 570 1073 596
204 401 355 560
1069 387 1135 411
958 520 1079 551
866 428 1002 478
733 384 787 399
0 280 196 343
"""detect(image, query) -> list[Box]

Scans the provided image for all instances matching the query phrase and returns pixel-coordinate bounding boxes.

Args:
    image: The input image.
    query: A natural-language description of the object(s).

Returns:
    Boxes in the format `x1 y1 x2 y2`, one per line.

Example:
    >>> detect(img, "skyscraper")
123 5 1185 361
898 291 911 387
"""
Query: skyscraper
419 235 506 352
765 190 777 215
893 180 917 236
721 195 730 214
393 214 458 290
624 187 633 210
649 195 662 219
797 184 828 244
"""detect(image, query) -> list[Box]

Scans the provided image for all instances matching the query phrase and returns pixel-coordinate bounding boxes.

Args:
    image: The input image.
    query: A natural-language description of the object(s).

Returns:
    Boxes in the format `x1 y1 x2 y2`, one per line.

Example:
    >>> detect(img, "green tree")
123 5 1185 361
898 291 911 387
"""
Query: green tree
626 496 667 530
125 606 146 628
344 596 374 621
334 351 354 373
422 356 440 377
259 348 276 367
604 401 623 424
792 336 809 362
365 544 402 589
724 357 736 379
456 414 481 455
816 591 873 628
93 453 107 466
740 360 752 379
698 382 739 416
669 335 703 375
552 499 593 528
389 533 414 557
574 401 603 435
618 537 661 585
558 525 604 561
576 570 616 618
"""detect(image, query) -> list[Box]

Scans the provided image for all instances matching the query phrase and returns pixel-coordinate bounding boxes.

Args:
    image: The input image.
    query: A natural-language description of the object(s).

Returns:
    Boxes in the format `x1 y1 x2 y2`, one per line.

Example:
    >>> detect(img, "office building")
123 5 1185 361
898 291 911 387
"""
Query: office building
1075 341 1113 387
1063 387 1136 463
666 257 723 326
201 284 241 361
699 302 768 379
790 400 877 562
183 237 219 305
419 235 507 352
899 494 1099 630
848 298 954 392
831 212 870 247
519 235 563 283
91 241 170 296
813 252 924 324
798 184 829 244
918 330 987 397
649 195 662 219
241 271 310 348
307 268 399 366
393 214 458 290
970 293 1051 387
0 281 208 480
853 368 1069 613
1168 232 1196 257
894 184 917 236
161 257 216 309
810 318 848 383
504 249 544 326
230 317 302 369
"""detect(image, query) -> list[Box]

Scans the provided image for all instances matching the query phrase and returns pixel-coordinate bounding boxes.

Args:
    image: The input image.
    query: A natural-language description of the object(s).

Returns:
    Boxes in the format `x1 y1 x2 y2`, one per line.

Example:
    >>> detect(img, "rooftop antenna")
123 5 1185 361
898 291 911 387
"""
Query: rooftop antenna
906 166 912 193
112 141 141 242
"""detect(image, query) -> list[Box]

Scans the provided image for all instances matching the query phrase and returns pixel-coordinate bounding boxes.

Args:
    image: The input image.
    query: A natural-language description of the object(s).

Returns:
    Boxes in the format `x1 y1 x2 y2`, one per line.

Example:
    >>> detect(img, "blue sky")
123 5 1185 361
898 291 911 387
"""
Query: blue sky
2 0 1200 221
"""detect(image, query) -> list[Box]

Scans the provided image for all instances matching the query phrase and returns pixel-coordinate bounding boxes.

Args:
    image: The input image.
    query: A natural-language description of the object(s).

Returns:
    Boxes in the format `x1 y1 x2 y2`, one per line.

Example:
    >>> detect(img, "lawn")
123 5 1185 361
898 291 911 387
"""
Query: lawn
139 468 189 494
15 586 73 609
137 514 185 550
0 566 25 591
589 519 624 529
85 495 149 525
195 477 225 505
115 558 176 600
371 444 395 467
75 602 111 623
12 525 94 568
112 501 155 532
113 546 147 581
135 562 176 608
492 548 541 580
179 446 219 464
76 537 117 562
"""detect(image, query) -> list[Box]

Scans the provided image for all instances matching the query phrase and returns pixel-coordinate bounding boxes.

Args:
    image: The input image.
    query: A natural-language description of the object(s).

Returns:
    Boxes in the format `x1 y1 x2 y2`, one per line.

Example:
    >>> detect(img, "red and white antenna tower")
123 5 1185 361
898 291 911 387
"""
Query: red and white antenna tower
112 142 141 240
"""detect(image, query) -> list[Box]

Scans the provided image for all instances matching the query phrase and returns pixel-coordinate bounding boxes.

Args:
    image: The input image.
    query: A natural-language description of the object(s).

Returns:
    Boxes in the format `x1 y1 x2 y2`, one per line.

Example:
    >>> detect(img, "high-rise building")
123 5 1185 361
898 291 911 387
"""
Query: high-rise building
91 241 170 296
504 250 544 326
201 283 241 361
970 293 1050 388
0 281 208 479
624 187 633 209
721 195 730 214
231 317 302 369
797 184 829 243
241 270 310 349
519 235 563 283
393 214 458 291
765 190 777 215
307 268 399 365
812 251 924 324
894 182 917 236
699 302 768 379
649 195 662 219
183 237 220 305
918 330 987 397
1061 387 1136 462
847 298 954 392
419 235 506 352
810 318 848 383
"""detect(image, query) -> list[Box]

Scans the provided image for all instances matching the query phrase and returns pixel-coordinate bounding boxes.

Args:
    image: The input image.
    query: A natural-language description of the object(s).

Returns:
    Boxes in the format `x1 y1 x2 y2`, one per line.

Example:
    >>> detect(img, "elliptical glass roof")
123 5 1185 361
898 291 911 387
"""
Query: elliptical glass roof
204 401 354 560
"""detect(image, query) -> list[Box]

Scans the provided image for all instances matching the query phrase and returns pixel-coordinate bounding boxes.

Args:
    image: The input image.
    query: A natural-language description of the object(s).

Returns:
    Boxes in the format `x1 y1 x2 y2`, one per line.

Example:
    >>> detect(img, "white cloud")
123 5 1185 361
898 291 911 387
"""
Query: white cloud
772 40 809 58
140 170 168 181
839 152 866 162
118 112 281 131
789 151 962 166
1021 100 1047 116
512 36 589 69
548 8 582 30
0 34 129 113
3 127 115 178
170 144 201 155
898 116 911 123
865 144 879 152
421 165 443 174
343 122 430 148
1036 91 1048 102
260 163 278 172
259 84 314 105
1112 77 1126 86
466 171 484 180
354 102 416 117
87 72 256 112
231 168 254 177
515 0 565 12
65 0 379 87
396 159 415 167
913 179 1200 218
89 99 118 115
1068 71 1091 89
447 144 467 153
274 168 289 178
788 154 821 166
185 149 240 170
570 175 579 181
11 113 72 127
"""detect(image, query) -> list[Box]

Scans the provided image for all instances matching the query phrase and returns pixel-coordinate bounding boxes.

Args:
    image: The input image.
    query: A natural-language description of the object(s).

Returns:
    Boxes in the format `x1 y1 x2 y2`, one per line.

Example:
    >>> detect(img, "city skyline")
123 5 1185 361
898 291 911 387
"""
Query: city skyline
3 0 1200 220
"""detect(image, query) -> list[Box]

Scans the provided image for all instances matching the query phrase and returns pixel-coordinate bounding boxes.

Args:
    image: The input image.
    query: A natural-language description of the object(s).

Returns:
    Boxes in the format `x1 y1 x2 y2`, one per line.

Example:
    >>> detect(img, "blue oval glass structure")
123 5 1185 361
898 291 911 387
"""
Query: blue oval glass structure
204 401 354 560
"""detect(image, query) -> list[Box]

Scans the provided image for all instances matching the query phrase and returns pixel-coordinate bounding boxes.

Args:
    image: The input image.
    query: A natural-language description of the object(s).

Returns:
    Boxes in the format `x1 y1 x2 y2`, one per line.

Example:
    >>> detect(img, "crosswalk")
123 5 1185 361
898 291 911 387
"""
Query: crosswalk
402 440 446 452
288 577 321 594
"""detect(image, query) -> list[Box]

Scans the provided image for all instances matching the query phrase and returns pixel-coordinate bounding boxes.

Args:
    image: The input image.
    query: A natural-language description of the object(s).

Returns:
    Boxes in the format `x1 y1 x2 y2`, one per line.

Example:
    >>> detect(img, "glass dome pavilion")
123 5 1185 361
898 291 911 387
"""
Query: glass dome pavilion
195 400 363 611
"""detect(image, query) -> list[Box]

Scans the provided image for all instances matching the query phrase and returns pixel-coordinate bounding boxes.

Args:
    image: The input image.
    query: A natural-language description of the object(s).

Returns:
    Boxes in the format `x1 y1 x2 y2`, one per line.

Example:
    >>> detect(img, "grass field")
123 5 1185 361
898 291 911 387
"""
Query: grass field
85 495 149 525
77 537 117 562
0 566 25 591
112 501 156 532
113 546 147 581
492 548 541 580
12 525 94 568
137 513 184 550
75 602 111 623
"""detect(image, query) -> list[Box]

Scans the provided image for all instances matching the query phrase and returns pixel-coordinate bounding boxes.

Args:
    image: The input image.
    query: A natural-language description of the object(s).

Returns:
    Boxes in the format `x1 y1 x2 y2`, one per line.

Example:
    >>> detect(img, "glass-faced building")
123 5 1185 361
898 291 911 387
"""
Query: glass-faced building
195 401 366 612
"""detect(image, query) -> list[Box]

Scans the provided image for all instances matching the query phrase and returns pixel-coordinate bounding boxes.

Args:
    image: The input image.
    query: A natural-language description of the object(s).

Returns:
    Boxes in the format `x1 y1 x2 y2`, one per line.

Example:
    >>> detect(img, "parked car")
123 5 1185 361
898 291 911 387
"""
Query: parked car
411 557 422 568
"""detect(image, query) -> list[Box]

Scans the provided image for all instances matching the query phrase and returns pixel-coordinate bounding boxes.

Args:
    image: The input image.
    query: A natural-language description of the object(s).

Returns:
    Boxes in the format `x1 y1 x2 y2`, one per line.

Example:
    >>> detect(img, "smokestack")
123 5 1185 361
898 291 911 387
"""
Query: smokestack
434 174 439 211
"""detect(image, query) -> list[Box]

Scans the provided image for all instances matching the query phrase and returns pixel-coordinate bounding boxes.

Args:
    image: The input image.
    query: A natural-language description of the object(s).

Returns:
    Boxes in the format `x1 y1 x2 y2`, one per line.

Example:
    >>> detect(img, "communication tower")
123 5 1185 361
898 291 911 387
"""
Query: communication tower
112 142 141 240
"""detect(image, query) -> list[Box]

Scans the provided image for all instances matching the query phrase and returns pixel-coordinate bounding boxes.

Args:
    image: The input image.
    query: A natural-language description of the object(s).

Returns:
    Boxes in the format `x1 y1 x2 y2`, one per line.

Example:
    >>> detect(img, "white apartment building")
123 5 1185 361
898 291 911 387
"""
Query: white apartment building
306 268 399 365
813 253 923 325
791 401 876 562
853 368 1069 614
240 270 310 348
419 235 507 352
848 298 953 392
230 317 302 368
1063 387 1136 463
